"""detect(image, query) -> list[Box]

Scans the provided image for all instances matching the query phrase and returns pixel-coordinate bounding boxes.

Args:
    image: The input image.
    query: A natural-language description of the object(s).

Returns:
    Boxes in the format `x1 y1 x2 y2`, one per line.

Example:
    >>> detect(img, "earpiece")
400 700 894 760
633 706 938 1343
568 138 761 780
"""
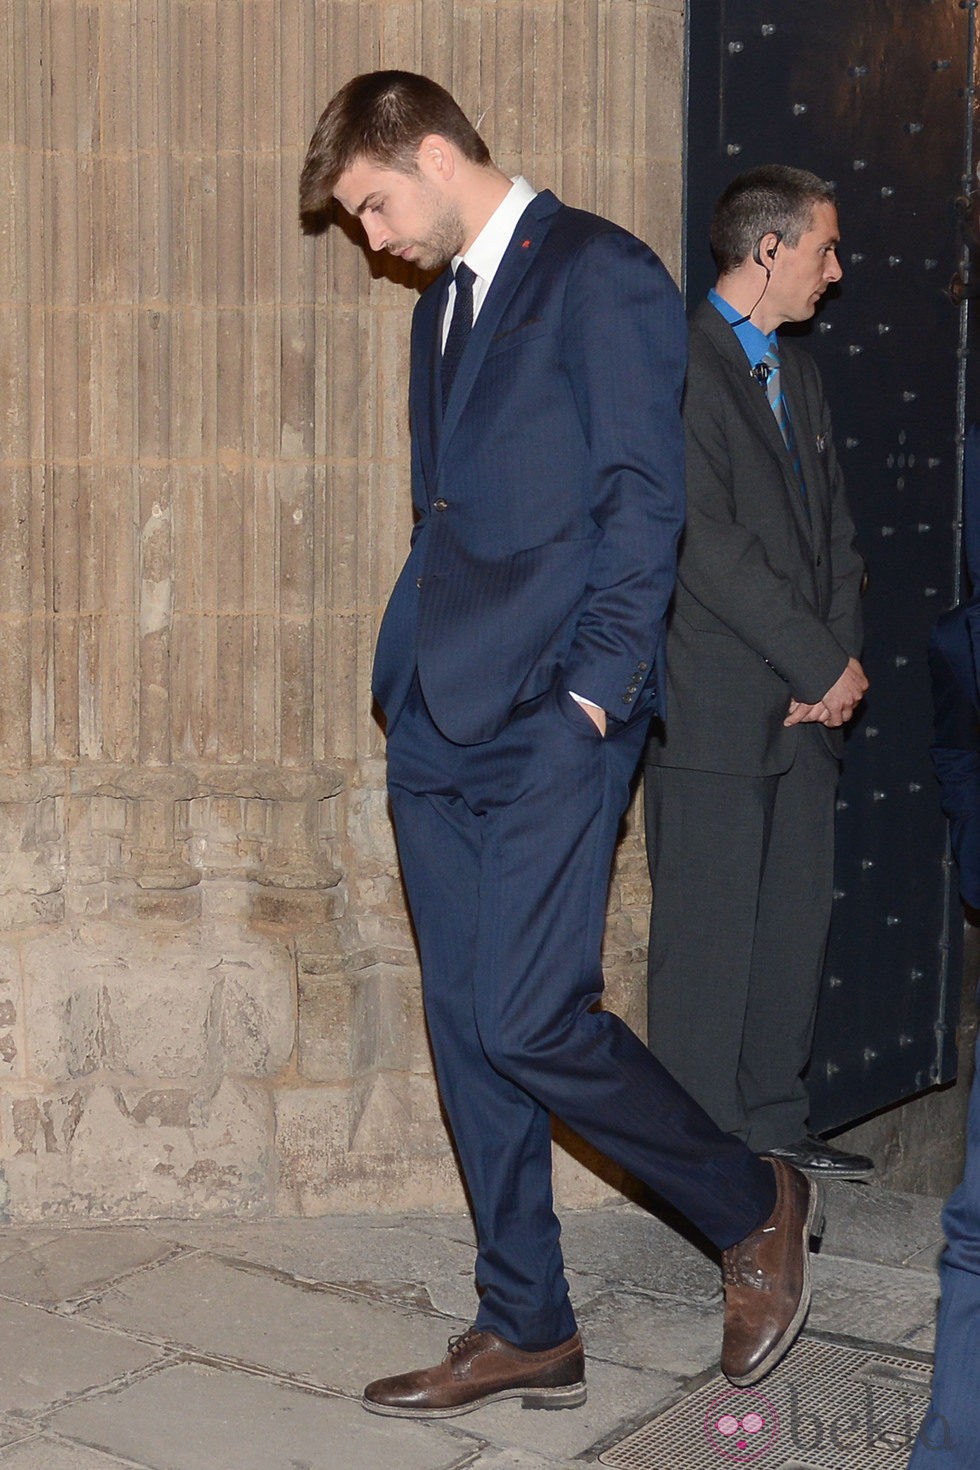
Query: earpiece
752 230 784 267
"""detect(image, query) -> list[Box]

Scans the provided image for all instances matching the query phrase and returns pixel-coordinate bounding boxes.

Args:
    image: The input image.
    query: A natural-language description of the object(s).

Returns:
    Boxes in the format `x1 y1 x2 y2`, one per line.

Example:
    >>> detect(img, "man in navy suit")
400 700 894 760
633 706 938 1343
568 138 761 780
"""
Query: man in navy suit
300 71 818 1417
907 425 980 1467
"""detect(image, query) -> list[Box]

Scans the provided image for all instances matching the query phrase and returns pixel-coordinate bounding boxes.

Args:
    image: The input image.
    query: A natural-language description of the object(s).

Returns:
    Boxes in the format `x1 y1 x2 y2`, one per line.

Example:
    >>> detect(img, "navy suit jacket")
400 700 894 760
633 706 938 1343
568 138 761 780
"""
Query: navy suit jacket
929 425 980 908
371 189 687 745
930 600 980 908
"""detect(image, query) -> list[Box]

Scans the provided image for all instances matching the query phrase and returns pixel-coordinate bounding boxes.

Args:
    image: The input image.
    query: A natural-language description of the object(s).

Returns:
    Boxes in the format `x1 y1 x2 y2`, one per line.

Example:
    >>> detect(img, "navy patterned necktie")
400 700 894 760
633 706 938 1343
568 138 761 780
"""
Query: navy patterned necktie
442 262 476 411
753 348 809 520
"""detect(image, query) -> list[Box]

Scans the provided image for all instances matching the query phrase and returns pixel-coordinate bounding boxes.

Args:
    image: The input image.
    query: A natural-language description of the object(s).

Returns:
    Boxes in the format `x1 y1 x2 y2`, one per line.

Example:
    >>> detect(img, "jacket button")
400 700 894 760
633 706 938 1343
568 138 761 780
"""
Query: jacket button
622 693 634 704
416 577 423 589
815 553 823 566
433 498 448 511
638 662 649 672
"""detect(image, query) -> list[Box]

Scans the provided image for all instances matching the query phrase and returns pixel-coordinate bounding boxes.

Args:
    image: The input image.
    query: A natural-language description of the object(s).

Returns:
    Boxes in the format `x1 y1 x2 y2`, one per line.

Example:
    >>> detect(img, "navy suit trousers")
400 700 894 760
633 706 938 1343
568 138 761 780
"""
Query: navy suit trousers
386 675 776 1350
908 1015 980 1466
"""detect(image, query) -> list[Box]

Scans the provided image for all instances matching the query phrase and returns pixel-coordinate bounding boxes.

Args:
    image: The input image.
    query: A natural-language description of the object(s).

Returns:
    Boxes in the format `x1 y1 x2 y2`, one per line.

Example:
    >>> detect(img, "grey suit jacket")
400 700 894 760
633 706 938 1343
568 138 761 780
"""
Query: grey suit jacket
647 298 864 777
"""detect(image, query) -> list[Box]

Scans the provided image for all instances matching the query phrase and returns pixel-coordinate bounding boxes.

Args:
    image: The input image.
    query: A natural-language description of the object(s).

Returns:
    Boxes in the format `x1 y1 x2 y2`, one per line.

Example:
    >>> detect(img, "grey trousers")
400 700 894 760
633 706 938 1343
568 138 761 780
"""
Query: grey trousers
644 729 839 1151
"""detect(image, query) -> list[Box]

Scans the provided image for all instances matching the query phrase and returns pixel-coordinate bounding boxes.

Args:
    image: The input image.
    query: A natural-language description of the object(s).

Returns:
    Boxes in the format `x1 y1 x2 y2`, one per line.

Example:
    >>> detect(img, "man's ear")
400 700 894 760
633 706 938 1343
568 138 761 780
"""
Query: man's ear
417 133 455 182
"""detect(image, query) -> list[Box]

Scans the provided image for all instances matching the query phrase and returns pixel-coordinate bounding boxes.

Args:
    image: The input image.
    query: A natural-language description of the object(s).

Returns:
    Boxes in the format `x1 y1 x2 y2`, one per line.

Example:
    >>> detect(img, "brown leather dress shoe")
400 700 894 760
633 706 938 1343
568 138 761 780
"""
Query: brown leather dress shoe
362 1326 587 1418
720 1157 822 1388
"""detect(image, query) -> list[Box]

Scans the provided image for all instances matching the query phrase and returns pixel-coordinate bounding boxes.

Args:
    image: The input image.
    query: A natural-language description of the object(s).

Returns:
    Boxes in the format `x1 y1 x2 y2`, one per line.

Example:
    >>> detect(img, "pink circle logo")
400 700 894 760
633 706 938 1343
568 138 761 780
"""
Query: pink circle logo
703 1388 779 1461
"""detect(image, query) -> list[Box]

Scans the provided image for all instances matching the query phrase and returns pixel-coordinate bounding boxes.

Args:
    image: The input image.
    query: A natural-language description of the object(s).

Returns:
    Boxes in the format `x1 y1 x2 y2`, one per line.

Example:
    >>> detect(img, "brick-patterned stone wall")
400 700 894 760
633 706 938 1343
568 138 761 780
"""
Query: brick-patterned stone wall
0 0 685 1220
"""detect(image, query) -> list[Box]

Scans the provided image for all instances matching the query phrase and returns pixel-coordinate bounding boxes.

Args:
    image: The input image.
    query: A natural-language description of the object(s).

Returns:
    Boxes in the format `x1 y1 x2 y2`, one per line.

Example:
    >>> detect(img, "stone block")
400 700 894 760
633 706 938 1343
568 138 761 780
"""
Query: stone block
215 944 295 1077
22 931 218 1081
348 1070 448 1158
273 1083 467 1215
0 797 66 905
346 773 400 872
559 1201 721 1303
274 1083 360 1213
249 885 345 933
296 961 353 1082
0 945 22 1080
106 885 203 923
351 962 429 1076
1 1079 273 1220
0 892 65 928
19 923 291 1086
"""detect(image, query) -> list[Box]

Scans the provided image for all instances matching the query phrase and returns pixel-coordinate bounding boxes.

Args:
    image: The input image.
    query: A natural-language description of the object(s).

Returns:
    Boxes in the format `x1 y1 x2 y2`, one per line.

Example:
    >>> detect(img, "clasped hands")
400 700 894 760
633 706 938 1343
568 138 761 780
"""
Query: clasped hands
784 656 868 729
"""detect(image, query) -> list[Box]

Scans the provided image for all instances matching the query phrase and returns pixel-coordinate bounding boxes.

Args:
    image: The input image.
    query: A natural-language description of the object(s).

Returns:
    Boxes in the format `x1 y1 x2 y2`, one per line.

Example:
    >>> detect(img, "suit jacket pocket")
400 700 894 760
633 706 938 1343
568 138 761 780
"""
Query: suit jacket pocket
484 319 548 360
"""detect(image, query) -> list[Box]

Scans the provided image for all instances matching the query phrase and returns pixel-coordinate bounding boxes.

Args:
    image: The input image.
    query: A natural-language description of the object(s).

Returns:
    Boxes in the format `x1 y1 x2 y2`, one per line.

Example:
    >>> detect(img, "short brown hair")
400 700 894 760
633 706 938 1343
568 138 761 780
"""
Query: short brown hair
300 70 491 218
710 164 837 276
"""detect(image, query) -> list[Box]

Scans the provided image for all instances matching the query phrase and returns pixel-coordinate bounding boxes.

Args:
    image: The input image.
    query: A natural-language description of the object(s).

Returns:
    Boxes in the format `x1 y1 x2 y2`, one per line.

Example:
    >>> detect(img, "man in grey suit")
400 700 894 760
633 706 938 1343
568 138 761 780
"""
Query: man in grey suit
645 165 872 1179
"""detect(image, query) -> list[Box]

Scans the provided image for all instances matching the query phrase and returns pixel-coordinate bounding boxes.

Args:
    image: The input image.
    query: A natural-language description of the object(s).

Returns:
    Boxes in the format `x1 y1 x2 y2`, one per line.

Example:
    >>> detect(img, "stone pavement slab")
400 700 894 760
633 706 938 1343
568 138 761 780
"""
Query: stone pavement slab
0 1188 949 1470
560 1207 720 1304
0 1424 27 1452
0 1233 61 1268
76 1252 462 1397
458 1452 576 1470
0 1441 147 1469
819 1181 946 1267
0 1229 175 1306
152 1216 480 1319
809 1253 940 1348
46 1363 467 1470
0 1299 162 1414
576 1288 721 1378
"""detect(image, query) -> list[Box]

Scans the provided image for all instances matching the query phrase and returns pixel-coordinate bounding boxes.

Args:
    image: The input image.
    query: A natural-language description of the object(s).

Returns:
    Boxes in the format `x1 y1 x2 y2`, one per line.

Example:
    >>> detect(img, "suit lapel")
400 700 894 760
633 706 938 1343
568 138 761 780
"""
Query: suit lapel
437 192 560 458
412 272 449 499
779 350 826 530
697 306 814 543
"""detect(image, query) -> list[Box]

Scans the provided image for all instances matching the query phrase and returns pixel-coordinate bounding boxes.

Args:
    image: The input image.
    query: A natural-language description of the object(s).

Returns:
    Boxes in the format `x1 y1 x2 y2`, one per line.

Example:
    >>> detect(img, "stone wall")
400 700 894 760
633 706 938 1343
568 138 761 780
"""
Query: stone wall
0 0 686 1219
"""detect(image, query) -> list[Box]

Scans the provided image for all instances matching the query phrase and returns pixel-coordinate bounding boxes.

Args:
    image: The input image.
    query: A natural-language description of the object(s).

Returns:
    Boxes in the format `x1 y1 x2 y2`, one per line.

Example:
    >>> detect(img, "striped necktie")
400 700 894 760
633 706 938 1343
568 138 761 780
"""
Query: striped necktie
754 348 809 520
441 262 476 411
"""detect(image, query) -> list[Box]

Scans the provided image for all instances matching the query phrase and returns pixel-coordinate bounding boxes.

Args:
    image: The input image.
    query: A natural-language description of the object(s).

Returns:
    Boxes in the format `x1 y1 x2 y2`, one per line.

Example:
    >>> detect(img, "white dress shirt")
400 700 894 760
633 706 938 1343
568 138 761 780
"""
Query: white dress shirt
441 176 538 348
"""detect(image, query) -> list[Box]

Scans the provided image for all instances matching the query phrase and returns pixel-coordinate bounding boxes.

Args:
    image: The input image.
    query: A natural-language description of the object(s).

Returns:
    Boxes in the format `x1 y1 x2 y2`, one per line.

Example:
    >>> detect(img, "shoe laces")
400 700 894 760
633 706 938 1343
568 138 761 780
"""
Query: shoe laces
447 1326 481 1358
723 1228 775 1291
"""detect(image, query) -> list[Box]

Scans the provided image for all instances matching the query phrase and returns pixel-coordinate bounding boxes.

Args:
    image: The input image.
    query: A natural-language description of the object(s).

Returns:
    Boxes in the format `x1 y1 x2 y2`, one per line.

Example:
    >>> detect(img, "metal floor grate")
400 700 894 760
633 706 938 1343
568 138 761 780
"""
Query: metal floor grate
597 1335 933 1468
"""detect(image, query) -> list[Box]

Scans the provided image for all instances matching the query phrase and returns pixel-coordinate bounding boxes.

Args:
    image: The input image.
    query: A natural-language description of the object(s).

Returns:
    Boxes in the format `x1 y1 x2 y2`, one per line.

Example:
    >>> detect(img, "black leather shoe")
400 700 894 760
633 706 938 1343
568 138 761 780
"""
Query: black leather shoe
766 1134 873 1181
